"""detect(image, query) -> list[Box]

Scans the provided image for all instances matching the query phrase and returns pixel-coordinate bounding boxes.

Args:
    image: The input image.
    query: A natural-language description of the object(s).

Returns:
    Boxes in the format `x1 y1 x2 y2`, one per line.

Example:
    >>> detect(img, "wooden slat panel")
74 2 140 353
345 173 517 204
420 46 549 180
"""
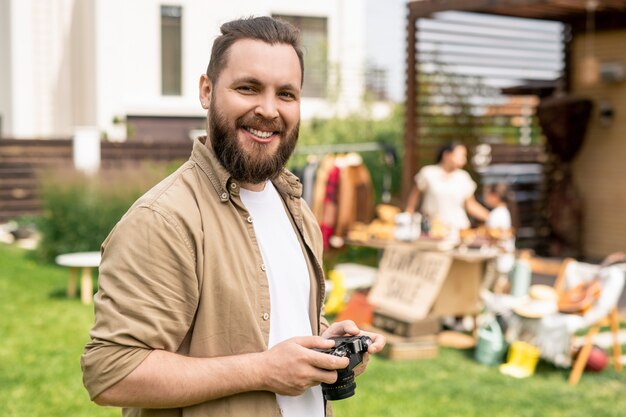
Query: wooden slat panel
571 29 626 257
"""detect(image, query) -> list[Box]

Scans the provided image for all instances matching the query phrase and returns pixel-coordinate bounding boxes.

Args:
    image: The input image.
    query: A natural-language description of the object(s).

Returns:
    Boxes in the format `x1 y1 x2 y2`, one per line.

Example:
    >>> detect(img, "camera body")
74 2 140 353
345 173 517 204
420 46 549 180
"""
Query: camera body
315 335 372 401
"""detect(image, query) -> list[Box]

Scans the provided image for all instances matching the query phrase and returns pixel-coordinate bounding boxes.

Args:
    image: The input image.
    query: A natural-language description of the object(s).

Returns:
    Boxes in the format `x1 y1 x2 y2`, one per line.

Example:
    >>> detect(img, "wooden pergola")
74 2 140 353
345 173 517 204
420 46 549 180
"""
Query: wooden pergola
403 0 626 196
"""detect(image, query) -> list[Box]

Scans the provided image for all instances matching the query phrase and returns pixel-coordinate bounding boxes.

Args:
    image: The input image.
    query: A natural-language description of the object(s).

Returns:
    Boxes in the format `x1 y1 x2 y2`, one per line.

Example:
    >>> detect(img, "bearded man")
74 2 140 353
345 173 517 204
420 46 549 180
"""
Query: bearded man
81 16 385 417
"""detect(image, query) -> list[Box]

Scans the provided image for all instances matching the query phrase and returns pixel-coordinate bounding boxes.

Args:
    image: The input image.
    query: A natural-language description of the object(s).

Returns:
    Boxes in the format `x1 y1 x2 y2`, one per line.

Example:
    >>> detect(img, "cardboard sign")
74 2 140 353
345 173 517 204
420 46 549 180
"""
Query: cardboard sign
367 243 452 321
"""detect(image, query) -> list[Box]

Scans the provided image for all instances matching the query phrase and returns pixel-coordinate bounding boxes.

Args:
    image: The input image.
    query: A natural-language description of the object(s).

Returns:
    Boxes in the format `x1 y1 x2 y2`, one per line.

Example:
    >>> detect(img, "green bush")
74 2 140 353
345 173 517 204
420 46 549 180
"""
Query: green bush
35 163 176 263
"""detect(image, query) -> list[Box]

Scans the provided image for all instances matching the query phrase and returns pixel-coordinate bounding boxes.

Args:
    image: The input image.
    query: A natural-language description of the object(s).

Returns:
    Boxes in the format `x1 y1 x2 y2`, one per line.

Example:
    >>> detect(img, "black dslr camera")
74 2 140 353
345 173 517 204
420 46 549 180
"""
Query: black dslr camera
315 335 372 401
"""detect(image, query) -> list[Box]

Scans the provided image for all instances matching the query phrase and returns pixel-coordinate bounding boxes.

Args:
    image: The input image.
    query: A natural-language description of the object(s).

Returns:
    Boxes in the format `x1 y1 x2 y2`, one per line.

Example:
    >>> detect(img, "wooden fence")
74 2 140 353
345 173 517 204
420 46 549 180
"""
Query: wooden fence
0 138 192 223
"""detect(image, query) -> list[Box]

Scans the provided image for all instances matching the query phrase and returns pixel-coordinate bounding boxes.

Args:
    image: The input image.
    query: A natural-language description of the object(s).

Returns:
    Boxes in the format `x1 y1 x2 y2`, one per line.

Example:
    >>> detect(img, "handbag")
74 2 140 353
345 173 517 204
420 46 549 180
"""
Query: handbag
556 252 625 315
557 279 601 314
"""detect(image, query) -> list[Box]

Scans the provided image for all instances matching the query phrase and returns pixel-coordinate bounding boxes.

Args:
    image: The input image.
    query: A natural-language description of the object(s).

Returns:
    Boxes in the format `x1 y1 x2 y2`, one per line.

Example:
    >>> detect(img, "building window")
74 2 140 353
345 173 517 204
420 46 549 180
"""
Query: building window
273 15 327 98
161 5 182 95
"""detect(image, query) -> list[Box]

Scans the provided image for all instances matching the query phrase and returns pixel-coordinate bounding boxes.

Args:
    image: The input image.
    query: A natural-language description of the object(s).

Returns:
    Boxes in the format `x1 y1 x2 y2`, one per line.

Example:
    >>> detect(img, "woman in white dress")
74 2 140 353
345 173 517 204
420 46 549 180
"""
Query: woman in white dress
405 142 489 236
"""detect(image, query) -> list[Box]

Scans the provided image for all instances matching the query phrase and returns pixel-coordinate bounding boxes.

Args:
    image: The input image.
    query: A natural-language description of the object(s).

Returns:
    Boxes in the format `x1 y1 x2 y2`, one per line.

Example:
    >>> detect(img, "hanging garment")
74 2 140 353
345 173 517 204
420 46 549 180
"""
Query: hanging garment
312 155 336 224
302 157 320 207
320 164 341 249
334 155 374 237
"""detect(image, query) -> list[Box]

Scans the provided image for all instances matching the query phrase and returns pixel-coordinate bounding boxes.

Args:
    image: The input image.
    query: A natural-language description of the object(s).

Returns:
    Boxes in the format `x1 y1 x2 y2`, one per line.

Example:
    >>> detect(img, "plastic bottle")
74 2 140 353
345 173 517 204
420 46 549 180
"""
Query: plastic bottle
510 251 532 297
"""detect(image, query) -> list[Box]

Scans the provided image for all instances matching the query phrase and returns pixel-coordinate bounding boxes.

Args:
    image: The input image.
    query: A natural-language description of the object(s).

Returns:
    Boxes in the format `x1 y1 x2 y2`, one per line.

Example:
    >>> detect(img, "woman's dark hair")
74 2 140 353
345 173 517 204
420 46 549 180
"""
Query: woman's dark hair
206 16 304 85
435 142 465 164
484 183 510 203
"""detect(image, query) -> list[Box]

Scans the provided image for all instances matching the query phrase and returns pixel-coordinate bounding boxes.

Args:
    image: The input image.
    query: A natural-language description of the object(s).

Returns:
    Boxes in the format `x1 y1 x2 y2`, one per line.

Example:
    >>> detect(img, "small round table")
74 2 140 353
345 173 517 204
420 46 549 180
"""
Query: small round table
55 252 101 304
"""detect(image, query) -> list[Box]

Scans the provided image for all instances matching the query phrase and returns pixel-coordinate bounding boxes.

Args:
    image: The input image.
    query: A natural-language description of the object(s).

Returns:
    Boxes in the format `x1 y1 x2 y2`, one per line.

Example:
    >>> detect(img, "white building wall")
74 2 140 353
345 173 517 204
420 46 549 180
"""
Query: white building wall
336 0 366 115
0 0 12 136
94 0 366 130
2 0 372 139
6 0 37 138
69 0 96 129
1 0 95 138
366 0 407 103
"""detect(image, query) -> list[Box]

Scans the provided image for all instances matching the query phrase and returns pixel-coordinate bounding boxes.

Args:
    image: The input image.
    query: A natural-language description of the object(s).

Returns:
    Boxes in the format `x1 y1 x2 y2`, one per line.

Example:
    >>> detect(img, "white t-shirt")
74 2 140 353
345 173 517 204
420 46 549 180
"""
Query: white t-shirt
415 165 476 230
239 182 324 417
487 205 515 273
486 205 511 230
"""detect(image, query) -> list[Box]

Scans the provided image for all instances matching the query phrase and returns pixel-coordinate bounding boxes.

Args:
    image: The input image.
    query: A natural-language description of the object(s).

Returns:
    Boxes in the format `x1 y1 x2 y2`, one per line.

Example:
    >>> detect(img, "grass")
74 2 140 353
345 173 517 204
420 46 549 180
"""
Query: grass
0 244 116 417
1 243 625 416
334 350 625 417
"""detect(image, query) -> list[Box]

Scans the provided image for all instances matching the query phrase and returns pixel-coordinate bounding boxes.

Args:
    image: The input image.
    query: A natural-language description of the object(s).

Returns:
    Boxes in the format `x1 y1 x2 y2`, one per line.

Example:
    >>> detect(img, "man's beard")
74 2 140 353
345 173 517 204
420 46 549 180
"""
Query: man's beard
209 105 299 184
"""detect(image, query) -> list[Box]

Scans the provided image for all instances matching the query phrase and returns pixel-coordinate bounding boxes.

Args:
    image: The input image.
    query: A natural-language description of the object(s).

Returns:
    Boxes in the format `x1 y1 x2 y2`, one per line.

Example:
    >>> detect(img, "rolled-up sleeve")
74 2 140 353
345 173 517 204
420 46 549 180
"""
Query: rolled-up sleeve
81 205 199 400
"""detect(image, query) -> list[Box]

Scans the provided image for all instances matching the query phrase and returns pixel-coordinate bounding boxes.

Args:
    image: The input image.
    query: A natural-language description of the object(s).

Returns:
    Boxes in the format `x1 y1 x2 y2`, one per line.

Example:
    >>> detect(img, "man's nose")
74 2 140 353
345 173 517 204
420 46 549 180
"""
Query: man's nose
254 94 279 119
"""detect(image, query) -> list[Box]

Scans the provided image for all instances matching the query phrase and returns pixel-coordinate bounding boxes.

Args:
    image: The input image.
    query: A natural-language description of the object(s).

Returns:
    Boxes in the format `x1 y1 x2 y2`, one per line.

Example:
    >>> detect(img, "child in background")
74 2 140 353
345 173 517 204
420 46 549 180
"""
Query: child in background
483 183 516 291
484 183 514 229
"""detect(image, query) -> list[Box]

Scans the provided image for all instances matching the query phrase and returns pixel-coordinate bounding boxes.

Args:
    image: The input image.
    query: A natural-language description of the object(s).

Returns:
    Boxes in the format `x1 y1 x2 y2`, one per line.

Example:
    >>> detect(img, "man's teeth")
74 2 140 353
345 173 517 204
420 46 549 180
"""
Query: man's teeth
246 127 273 138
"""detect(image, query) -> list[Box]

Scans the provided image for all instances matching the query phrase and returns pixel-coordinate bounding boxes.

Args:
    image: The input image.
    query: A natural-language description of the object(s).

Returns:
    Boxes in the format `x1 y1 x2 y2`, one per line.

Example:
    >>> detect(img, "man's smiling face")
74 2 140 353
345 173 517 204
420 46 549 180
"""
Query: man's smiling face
203 38 302 185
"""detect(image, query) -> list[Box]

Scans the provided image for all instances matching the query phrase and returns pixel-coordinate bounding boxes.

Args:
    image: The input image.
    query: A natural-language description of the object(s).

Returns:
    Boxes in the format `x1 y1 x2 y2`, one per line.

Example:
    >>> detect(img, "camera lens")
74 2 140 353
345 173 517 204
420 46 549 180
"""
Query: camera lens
321 369 356 401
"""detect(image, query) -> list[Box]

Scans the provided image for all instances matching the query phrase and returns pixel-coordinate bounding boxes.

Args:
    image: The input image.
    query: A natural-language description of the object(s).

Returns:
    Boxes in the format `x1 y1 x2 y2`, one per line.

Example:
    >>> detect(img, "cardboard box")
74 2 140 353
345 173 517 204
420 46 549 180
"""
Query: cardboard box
372 311 440 337
365 325 439 361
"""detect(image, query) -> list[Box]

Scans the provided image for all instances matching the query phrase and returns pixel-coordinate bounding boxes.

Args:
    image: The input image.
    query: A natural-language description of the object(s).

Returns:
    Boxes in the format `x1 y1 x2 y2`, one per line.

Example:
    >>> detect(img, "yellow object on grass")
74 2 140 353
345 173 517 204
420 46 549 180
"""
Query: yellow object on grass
325 270 346 315
499 341 540 379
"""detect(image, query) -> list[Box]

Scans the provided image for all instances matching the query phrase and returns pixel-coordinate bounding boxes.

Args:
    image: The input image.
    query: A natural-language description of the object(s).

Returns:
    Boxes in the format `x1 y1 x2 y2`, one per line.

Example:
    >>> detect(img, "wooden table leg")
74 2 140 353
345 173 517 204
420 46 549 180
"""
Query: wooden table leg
80 267 93 304
67 267 78 298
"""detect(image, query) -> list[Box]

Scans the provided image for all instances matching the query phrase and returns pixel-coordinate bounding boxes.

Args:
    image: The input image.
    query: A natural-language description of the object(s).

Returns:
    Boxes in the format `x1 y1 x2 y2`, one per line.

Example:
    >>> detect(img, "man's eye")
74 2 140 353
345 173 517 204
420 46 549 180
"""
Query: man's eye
237 86 255 93
279 91 296 100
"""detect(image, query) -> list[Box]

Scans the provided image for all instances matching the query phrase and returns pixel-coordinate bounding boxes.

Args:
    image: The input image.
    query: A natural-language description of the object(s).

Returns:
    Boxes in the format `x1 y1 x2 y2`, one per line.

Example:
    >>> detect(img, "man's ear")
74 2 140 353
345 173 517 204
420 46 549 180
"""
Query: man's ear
199 74 212 109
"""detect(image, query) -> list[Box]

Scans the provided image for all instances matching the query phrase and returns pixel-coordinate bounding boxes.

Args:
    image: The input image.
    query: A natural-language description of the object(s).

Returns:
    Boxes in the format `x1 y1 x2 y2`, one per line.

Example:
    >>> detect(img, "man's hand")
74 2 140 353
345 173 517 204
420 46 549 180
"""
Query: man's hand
320 320 386 377
258 336 349 396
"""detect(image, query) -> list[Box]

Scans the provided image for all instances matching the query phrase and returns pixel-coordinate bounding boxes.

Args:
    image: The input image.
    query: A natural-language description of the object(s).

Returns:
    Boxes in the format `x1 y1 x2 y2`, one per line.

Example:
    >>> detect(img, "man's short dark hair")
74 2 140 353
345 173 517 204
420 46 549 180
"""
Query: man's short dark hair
206 16 304 85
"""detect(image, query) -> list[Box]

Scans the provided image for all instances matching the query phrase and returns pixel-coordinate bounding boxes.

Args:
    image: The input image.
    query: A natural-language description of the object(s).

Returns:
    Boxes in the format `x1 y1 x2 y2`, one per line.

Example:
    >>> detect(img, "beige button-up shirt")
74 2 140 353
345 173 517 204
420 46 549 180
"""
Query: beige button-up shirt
81 137 328 417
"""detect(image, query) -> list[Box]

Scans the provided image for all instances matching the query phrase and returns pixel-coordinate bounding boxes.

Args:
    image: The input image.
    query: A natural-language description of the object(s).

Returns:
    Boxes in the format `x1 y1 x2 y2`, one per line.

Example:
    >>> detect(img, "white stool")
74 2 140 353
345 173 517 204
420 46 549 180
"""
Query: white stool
55 252 101 304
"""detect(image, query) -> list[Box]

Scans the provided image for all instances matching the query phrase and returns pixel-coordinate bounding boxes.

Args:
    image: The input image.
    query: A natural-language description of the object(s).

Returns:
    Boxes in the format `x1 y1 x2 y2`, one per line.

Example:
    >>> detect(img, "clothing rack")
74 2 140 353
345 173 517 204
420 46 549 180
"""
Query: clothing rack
293 141 396 203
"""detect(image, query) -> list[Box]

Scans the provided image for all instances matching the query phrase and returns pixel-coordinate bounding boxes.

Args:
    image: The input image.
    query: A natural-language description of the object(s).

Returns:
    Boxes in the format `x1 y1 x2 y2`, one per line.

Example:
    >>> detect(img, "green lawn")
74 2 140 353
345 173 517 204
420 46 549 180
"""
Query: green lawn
1 243 624 416
0 244 116 417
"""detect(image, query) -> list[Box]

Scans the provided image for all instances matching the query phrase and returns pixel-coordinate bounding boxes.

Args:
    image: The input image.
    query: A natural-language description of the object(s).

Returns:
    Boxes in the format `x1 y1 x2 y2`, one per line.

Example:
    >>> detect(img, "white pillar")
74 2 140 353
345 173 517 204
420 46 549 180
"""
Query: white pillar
73 126 100 175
